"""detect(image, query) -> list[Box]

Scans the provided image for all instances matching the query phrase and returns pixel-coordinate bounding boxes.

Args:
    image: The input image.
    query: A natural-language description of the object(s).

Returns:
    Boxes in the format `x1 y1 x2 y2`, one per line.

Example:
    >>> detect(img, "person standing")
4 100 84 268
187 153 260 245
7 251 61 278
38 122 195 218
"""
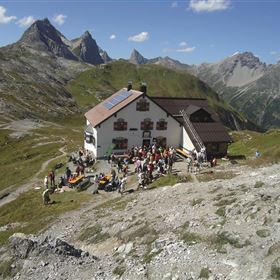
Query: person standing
167 156 173 174
65 167 71 180
44 176 49 189
42 189 51 205
49 170 55 187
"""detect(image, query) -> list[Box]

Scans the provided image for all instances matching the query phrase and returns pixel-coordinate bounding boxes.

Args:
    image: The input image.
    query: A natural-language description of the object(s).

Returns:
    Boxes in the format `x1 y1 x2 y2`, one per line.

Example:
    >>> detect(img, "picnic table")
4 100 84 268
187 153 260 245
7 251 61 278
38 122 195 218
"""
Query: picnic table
98 175 111 190
68 175 84 187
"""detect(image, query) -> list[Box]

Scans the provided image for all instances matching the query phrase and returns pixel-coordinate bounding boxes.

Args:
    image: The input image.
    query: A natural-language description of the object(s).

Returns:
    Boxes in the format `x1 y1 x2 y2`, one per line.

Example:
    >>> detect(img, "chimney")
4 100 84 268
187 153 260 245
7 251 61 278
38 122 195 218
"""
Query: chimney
140 82 147 96
127 81 132 91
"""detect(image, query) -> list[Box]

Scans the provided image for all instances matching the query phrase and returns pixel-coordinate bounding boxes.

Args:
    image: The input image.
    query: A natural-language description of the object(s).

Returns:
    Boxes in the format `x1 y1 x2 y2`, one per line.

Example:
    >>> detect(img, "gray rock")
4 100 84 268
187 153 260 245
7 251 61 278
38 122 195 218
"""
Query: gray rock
117 244 126 253
9 233 36 259
124 242 133 254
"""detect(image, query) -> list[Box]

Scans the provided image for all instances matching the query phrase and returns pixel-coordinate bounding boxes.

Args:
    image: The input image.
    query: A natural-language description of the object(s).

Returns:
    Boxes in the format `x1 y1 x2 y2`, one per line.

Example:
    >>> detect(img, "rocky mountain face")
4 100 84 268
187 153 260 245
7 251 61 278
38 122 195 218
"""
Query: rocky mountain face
18 18 78 61
189 52 279 129
18 19 109 66
227 63 280 128
70 31 104 65
0 44 89 122
129 48 148 65
99 47 113 63
191 52 266 88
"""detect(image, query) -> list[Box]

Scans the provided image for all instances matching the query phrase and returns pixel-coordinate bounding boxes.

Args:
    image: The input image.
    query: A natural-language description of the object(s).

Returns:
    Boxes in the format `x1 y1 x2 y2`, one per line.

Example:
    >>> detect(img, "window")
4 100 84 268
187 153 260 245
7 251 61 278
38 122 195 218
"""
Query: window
84 134 95 145
156 119 167 130
113 118 127 131
112 137 128 150
140 118 153 130
136 99 150 111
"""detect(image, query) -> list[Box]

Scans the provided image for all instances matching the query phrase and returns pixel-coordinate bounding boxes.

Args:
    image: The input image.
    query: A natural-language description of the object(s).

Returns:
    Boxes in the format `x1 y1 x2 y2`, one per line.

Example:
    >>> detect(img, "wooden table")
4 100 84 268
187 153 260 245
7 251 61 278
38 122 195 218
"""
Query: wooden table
68 175 84 186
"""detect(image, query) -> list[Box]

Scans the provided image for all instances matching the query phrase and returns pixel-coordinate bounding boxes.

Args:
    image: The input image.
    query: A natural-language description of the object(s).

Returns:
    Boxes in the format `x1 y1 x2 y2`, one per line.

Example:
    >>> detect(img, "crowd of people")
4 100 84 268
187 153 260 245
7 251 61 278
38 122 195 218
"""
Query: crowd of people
108 144 177 190
42 144 222 204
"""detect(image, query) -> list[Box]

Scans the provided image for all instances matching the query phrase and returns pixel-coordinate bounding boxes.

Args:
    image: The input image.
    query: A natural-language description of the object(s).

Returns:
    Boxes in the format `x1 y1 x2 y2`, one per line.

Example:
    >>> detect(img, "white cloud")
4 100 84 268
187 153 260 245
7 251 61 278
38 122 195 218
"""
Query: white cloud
189 0 230 12
0 6 16 24
110 34 116 40
128 32 149 42
171 1 178 8
176 46 196 53
179 41 187 47
53 14 67 25
16 16 35 27
270 51 277 55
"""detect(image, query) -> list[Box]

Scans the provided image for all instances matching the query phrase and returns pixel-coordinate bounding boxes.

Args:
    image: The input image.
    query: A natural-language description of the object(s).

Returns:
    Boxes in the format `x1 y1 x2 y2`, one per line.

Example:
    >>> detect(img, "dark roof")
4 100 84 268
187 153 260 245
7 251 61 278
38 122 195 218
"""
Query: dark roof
153 97 231 144
85 88 143 127
152 97 218 119
192 122 232 143
152 97 207 114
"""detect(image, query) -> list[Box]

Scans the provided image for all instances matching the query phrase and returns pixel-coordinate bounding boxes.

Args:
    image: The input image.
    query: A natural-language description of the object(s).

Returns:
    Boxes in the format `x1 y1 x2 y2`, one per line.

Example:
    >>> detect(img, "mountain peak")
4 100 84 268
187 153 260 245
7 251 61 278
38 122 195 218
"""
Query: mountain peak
18 18 78 61
129 49 147 64
71 31 103 65
42 18 51 24
82 30 92 38
233 51 264 69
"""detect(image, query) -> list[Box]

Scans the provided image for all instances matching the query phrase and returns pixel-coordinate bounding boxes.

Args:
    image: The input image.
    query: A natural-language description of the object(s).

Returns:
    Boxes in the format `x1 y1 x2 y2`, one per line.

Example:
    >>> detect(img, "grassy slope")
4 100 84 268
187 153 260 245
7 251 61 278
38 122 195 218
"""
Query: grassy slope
0 115 84 194
0 190 92 246
66 61 246 124
228 129 280 166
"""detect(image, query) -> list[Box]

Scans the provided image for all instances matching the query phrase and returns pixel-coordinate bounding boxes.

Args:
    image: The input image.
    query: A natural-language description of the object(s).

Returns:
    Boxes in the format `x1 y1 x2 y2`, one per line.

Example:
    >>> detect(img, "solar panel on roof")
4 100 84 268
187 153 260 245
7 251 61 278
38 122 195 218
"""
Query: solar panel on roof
103 90 133 110
114 95 124 101
103 102 113 110
109 99 118 105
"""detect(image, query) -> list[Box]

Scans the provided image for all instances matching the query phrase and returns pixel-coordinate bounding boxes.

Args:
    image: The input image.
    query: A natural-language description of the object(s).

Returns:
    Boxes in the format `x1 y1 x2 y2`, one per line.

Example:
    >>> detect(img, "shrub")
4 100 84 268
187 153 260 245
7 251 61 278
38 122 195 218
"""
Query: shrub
254 181 264 188
199 267 211 279
256 229 270 238
215 207 226 217
271 257 280 279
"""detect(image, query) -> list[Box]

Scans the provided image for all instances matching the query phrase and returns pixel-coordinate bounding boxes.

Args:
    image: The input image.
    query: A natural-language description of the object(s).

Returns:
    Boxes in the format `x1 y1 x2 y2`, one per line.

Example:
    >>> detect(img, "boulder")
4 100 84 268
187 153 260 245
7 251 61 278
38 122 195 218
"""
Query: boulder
9 233 36 259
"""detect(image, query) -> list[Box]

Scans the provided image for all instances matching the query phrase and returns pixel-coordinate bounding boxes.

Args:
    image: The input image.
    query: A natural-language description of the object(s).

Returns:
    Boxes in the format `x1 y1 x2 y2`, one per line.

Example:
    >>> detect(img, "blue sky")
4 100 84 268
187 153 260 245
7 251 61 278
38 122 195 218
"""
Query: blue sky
0 0 280 65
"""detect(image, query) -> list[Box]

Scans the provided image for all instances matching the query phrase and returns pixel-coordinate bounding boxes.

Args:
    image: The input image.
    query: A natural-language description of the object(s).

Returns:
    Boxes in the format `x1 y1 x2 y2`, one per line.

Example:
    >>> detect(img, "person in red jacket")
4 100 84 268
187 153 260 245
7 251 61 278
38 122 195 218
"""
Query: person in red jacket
48 170 55 187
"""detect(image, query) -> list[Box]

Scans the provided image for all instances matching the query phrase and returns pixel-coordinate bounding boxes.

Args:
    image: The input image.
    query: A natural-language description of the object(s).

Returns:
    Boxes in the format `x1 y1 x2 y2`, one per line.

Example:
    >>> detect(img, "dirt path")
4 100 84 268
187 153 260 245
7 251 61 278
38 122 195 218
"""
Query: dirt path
34 146 67 178
0 146 67 208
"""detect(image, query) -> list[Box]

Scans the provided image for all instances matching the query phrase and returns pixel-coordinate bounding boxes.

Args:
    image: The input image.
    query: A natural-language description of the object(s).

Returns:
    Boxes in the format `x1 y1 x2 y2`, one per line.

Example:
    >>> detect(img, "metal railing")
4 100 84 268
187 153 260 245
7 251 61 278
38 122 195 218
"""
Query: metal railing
180 109 204 152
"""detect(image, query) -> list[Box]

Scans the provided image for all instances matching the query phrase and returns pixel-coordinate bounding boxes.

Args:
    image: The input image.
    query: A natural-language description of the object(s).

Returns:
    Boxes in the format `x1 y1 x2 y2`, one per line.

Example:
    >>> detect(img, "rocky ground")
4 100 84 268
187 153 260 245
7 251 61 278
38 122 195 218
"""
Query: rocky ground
1 160 280 280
